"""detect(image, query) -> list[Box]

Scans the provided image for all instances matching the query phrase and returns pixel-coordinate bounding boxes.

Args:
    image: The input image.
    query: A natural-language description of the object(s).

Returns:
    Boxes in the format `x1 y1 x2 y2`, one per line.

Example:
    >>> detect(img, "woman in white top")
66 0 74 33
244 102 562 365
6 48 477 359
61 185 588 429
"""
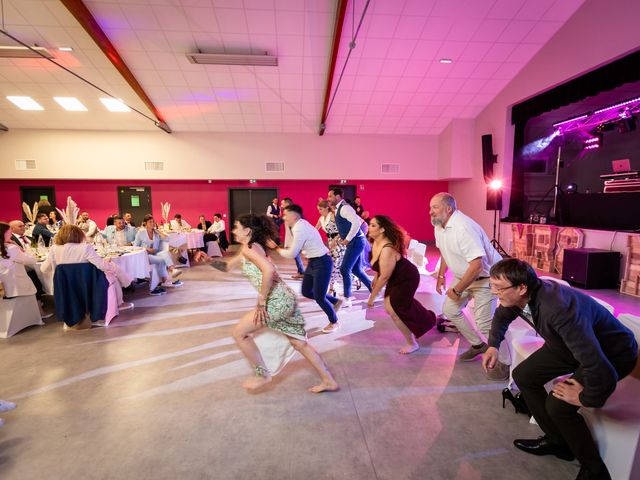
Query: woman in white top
315 200 345 296
0 222 37 298
41 224 125 329
133 214 183 295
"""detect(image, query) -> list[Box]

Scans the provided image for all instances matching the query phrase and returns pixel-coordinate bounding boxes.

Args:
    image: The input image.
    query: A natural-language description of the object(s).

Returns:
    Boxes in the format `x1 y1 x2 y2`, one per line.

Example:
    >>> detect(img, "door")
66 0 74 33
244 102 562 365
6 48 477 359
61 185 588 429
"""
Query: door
117 186 152 226
228 188 278 243
20 186 56 222
328 184 356 203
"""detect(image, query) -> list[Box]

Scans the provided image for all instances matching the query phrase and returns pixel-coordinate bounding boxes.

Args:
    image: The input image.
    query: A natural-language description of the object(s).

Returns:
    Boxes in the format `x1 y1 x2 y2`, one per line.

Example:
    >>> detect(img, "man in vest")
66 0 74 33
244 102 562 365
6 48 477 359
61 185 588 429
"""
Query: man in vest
327 187 372 307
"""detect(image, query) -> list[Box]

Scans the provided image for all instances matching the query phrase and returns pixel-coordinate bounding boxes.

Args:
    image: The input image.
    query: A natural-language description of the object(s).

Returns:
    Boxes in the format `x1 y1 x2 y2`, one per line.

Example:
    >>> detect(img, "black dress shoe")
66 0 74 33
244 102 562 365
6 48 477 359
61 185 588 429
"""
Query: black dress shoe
514 435 575 461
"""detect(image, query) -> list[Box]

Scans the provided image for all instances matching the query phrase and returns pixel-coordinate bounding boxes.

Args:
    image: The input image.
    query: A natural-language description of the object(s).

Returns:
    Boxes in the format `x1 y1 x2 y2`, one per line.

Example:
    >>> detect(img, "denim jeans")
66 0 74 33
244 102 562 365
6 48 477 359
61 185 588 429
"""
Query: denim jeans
340 235 372 297
301 255 339 323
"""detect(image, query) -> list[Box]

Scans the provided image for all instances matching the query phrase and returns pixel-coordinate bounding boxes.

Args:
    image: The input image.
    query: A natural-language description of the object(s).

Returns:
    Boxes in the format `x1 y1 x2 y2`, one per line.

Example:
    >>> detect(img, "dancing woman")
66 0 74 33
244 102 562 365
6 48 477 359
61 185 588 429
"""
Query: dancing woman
367 215 436 354
315 200 345 296
195 213 338 393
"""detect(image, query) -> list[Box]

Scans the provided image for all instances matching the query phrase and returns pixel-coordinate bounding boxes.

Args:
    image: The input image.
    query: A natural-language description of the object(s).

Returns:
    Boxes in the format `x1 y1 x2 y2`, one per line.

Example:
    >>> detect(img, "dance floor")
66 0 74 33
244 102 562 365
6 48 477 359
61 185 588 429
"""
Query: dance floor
2 249 635 480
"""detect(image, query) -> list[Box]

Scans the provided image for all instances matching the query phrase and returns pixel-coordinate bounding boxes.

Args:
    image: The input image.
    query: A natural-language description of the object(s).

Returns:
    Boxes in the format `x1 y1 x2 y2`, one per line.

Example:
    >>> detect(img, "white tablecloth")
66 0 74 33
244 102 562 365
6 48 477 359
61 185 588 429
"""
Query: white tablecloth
167 231 204 249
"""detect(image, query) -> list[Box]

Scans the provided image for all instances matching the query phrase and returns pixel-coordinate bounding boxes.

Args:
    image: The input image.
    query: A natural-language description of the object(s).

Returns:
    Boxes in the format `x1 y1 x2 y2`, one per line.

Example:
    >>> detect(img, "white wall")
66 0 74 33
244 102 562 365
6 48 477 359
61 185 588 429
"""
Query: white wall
450 0 640 233
0 129 447 181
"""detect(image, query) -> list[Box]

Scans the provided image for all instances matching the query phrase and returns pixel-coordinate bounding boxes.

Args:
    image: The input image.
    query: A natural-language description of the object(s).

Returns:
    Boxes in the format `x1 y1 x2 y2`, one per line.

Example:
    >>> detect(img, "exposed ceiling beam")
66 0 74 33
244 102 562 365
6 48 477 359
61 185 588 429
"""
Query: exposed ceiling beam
318 0 348 136
59 0 171 133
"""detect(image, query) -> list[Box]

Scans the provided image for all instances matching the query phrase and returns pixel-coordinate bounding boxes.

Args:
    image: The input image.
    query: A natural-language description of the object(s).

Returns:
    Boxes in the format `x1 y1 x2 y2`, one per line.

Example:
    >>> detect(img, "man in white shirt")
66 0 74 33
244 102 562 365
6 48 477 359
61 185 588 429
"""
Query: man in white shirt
266 197 282 228
430 192 509 380
270 204 343 333
170 214 191 230
123 212 136 227
77 211 98 240
328 187 372 306
8 220 47 303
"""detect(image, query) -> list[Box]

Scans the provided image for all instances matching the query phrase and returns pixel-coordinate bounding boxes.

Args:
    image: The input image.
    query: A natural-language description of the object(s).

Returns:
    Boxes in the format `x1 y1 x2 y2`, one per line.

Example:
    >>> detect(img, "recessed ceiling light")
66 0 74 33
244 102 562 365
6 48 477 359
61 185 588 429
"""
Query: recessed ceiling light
58 47 74 52
54 97 87 111
100 97 130 112
439 58 453 64
6 96 44 111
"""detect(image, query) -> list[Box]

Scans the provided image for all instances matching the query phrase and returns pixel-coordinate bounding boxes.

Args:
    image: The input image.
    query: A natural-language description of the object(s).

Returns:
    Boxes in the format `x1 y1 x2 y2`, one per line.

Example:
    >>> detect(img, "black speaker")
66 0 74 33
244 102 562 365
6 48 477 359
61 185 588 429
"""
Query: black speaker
562 248 620 289
486 187 502 211
481 134 497 183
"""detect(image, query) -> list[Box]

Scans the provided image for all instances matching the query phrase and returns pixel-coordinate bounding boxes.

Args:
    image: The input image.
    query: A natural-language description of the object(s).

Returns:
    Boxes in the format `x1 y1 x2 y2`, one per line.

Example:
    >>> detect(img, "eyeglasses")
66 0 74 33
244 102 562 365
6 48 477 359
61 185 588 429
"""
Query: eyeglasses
489 283 517 293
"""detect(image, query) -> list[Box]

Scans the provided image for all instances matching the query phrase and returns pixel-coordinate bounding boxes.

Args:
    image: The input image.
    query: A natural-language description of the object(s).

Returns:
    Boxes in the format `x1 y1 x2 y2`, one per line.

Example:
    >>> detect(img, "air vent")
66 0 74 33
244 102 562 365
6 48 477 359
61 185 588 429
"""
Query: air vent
0 46 54 59
265 162 285 172
145 161 164 171
381 163 400 174
186 52 277 66
15 159 36 170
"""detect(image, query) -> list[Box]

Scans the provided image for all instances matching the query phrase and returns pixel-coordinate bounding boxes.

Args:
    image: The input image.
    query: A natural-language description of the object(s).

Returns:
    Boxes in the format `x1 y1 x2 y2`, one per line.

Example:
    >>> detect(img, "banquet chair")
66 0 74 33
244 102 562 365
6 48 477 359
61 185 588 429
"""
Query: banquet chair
53 263 108 327
0 295 43 338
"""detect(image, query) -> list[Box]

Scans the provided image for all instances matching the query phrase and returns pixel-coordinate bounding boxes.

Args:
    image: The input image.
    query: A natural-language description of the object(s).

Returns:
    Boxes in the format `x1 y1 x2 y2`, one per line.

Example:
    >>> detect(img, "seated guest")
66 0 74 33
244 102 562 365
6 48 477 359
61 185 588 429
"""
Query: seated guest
76 211 99 240
9 220 31 249
483 258 638 480
8 220 46 303
123 212 136 227
170 214 190 230
32 213 55 247
103 216 136 246
105 213 118 227
41 225 124 330
197 215 212 231
208 213 229 251
1 222 51 319
48 210 62 228
134 214 183 295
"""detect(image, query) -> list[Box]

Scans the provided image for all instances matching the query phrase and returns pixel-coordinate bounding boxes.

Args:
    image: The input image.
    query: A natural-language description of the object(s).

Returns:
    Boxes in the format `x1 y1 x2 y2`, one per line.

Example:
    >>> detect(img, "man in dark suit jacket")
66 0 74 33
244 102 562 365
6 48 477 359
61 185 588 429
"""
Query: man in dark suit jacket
483 258 638 480
9 220 32 249
32 213 55 247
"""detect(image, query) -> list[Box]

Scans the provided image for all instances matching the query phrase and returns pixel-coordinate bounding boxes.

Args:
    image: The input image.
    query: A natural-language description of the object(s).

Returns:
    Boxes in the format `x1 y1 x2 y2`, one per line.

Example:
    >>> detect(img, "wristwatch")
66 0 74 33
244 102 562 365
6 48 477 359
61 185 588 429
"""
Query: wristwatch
452 287 462 296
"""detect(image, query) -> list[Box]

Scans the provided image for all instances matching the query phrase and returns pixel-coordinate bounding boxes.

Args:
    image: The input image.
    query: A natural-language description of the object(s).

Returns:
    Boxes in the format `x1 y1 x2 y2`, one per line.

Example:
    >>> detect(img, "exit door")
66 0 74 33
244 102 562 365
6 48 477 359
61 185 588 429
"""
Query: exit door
117 186 152 226
228 188 278 243
20 186 56 222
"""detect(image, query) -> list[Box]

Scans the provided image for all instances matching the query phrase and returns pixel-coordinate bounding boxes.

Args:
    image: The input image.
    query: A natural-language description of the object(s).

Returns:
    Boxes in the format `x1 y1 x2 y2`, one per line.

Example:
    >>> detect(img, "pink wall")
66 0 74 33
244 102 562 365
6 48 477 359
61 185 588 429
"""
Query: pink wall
0 179 448 241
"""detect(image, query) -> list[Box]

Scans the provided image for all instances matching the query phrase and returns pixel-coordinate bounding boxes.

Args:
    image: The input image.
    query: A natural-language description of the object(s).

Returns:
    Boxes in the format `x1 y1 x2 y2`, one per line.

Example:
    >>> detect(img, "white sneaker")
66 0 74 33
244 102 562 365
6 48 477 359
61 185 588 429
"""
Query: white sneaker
119 302 135 311
322 322 341 334
0 400 16 413
342 297 353 308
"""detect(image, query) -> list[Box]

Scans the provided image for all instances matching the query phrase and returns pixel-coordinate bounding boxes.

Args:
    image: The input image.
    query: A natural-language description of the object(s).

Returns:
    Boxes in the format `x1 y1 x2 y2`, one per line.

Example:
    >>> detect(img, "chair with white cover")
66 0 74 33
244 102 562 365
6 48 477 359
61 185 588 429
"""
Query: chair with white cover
407 239 418 258
581 313 640 480
206 241 222 257
411 242 428 274
0 295 43 338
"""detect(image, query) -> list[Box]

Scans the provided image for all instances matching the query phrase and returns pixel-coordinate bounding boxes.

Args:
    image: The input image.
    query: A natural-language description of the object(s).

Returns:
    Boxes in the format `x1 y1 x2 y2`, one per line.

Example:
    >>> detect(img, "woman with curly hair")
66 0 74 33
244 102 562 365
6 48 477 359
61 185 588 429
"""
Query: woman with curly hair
195 213 338 393
367 215 436 354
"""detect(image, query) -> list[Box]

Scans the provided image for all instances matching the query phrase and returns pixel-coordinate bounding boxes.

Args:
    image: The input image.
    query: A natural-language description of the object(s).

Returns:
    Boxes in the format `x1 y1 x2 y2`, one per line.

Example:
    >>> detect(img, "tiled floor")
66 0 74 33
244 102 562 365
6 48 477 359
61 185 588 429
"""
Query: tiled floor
1 249 632 479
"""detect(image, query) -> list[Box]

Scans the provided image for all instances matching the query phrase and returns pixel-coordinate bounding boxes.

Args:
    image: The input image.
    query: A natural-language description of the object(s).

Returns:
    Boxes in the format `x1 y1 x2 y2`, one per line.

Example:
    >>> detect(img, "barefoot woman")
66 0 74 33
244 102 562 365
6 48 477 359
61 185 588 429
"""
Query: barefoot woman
367 215 436 354
196 213 338 393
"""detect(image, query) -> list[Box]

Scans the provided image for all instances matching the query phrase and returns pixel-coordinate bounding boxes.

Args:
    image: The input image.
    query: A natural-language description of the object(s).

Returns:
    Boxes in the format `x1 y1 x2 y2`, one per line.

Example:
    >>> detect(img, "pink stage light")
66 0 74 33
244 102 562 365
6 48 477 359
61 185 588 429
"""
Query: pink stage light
489 179 503 190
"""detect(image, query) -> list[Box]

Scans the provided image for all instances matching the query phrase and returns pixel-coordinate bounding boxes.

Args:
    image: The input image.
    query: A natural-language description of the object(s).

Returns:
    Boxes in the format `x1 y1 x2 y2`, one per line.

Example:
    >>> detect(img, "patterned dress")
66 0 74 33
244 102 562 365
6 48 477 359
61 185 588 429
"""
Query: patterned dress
242 258 307 340
321 214 346 292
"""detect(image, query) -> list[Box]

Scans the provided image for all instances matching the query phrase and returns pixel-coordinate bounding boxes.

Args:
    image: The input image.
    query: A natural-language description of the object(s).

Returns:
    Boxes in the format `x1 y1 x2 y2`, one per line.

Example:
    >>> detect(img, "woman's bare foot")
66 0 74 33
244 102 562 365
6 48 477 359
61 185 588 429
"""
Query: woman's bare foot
309 380 339 393
399 343 420 355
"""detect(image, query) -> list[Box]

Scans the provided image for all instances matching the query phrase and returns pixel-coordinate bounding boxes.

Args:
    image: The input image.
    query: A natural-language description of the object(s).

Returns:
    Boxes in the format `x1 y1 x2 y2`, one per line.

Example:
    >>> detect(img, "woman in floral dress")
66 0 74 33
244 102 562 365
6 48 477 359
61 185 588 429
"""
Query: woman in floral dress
315 200 345 296
195 213 338 393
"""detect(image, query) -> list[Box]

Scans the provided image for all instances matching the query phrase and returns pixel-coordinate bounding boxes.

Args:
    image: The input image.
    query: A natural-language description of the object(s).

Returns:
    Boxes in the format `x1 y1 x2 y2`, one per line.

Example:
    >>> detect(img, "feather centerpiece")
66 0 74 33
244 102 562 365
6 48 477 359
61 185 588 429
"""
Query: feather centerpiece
161 202 171 225
56 196 79 226
21 201 37 224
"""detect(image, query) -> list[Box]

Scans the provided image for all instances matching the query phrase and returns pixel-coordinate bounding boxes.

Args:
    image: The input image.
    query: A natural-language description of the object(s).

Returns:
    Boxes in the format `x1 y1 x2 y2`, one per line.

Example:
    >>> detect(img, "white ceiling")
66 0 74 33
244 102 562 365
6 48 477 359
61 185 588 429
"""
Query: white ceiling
0 0 586 134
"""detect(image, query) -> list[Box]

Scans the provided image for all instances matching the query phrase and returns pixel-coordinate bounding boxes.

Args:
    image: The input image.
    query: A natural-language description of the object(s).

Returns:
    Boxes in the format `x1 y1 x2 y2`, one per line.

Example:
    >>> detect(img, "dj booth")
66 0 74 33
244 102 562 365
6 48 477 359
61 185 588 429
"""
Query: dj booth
559 192 640 231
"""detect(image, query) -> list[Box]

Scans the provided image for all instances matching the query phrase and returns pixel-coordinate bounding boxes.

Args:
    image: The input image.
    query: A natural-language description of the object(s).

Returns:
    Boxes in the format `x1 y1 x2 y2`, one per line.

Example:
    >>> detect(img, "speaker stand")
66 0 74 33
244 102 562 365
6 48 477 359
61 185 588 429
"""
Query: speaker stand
490 208 510 258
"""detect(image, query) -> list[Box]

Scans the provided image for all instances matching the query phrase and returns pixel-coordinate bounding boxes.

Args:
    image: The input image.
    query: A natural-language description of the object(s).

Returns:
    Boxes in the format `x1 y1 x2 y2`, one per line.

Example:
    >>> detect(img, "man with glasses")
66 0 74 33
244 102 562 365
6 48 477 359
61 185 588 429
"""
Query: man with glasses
429 192 509 379
483 258 637 480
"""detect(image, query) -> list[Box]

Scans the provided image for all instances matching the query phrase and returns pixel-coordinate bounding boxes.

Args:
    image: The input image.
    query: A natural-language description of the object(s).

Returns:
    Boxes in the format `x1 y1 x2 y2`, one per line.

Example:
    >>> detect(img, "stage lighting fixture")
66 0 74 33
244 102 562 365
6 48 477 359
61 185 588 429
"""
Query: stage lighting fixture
489 179 503 190
618 116 636 133
565 182 578 194
583 135 601 150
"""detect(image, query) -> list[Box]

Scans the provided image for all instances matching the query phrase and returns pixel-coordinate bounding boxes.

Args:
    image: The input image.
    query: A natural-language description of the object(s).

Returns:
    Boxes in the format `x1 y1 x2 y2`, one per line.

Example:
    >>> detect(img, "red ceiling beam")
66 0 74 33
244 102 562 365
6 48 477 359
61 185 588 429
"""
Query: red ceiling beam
318 0 349 136
60 0 170 133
